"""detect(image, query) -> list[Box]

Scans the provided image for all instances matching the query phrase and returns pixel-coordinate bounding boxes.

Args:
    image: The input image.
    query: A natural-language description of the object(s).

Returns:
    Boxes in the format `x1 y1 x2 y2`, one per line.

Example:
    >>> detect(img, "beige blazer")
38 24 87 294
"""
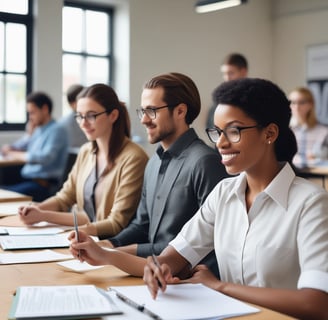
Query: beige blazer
50 138 148 238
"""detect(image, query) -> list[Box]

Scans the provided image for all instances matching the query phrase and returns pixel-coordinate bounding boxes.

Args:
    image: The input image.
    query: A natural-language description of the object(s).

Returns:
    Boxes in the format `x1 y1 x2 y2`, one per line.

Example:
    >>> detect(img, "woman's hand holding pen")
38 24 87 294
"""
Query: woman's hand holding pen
143 256 180 299
68 230 108 265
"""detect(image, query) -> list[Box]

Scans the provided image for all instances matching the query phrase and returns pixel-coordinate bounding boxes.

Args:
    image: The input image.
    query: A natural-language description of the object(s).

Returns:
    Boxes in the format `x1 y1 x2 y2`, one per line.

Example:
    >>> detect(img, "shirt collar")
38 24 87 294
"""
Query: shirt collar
226 162 295 210
156 128 197 159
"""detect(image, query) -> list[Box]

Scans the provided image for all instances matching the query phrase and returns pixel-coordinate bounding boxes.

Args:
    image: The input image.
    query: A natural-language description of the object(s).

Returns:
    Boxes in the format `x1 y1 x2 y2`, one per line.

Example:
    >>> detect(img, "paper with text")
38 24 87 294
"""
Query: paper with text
9 285 122 319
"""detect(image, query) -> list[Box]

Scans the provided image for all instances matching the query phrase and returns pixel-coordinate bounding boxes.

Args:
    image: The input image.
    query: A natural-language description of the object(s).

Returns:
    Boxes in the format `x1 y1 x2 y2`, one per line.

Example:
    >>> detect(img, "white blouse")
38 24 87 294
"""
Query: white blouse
170 163 328 292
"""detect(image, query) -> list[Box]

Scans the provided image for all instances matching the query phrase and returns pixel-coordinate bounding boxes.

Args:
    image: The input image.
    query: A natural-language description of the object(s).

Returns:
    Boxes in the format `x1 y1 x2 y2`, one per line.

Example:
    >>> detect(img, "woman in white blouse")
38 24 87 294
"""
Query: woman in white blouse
142 78 328 320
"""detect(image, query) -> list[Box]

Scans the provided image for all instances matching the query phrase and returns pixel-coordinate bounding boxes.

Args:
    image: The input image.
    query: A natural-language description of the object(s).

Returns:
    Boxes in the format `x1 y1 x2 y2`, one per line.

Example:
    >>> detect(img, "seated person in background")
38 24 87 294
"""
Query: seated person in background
59 84 88 149
2 92 69 202
1 120 36 154
19 83 149 239
289 86 328 168
69 72 229 274
206 52 248 129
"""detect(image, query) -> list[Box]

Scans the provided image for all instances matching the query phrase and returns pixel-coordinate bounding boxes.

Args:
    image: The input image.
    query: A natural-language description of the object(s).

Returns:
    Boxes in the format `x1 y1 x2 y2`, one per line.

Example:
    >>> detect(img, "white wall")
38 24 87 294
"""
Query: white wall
272 0 328 92
2 0 328 154
128 0 272 151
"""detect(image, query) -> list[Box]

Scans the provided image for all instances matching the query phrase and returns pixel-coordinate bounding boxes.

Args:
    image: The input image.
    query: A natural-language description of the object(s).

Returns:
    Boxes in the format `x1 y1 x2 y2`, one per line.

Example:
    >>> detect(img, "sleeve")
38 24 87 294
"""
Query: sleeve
297 190 328 292
26 124 68 164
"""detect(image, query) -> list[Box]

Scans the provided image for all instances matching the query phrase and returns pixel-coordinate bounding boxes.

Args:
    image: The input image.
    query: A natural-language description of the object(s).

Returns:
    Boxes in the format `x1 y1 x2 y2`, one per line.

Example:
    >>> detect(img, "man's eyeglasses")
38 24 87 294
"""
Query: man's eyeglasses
136 105 173 120
75 110 108 124
206 125 260 143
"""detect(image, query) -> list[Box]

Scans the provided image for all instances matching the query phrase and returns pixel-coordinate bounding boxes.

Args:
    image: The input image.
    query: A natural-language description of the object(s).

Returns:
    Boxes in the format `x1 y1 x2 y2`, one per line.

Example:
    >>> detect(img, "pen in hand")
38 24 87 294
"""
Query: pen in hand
72 204 81 259
152 254 162 288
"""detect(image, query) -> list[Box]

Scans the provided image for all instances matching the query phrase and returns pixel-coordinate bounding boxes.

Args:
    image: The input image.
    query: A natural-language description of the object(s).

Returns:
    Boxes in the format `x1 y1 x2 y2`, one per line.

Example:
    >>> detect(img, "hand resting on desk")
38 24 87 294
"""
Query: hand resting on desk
18 204 43 225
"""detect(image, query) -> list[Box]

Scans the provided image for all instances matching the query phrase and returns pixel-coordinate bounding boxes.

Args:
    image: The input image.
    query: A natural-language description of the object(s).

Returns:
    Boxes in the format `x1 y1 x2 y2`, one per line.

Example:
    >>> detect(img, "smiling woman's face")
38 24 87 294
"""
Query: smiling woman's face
214 104 267 176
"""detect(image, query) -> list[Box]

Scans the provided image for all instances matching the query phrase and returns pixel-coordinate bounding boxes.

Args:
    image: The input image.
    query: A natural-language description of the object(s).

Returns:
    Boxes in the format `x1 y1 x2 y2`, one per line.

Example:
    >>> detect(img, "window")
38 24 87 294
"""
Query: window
62 1 113 114
0 0 32 130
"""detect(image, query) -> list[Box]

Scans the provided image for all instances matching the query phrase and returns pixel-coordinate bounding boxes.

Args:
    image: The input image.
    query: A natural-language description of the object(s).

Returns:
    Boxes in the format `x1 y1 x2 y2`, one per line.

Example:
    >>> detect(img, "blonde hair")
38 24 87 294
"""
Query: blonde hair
290 87 317 128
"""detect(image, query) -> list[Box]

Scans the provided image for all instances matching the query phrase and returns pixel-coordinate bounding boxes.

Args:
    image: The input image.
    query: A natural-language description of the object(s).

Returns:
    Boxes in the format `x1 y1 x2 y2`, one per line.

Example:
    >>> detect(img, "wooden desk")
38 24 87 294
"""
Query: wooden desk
0 255 295 320
298 165 328 190
0 156 25 167
0 189 32 202
0 217 295 320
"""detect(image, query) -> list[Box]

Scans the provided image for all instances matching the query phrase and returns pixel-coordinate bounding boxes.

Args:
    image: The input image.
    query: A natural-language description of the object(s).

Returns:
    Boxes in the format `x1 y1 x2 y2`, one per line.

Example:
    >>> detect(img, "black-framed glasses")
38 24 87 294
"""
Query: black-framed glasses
206 125 260 143
136 105 173 120
74 110 108 124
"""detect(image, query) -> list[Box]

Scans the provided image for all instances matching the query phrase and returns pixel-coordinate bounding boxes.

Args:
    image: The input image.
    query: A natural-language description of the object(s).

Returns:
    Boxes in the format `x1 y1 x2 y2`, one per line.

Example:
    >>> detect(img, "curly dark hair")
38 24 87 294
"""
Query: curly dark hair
212 78 297 164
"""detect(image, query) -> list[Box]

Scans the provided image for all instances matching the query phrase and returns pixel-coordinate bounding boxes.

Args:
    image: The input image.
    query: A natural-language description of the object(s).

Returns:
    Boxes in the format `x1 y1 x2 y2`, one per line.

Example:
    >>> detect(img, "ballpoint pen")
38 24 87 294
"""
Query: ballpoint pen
152 254 162 288
72 204 81 258
112 289 162 320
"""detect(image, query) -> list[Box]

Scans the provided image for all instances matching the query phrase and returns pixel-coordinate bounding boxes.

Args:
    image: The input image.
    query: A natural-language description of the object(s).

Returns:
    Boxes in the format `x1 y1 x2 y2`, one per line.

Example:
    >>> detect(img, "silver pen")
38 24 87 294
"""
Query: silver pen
152 254 163 288
112 289 162 320
72 204 81 258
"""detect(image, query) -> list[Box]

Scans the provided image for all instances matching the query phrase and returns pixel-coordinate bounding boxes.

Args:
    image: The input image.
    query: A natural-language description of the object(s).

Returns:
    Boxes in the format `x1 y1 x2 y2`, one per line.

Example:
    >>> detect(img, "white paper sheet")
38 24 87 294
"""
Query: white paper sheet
111 283 259 320
0 249 73 264
57 259 104 272
3 226 68 235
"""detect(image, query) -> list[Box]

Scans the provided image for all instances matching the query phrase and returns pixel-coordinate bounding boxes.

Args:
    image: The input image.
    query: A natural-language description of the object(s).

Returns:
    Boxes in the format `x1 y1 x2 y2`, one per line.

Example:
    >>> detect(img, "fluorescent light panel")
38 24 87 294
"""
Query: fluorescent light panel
195 0 244 13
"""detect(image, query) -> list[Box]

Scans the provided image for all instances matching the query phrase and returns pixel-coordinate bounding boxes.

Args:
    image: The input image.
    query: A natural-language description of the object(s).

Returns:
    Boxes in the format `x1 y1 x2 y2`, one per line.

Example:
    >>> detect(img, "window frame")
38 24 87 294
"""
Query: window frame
0 0 33 131
63 1 114 88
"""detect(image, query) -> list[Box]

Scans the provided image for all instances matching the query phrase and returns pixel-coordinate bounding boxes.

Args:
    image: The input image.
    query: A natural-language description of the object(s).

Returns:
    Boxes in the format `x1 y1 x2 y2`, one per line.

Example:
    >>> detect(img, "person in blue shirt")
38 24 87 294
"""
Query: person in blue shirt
2 92 69 201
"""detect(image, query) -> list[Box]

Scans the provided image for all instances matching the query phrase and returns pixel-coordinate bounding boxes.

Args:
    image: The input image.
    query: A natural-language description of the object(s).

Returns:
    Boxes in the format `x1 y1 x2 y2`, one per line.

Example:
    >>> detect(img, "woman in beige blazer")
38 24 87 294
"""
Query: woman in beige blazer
19 83 148 239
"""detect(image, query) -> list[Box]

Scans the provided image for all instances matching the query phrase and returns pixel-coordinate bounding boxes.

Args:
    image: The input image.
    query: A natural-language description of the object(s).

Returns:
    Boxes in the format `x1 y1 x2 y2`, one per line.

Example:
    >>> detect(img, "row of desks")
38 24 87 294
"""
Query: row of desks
0 195 296 320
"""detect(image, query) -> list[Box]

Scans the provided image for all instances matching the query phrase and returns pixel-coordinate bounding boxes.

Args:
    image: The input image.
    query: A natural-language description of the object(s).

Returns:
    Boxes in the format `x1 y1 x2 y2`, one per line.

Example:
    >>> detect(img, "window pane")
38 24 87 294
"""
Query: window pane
0 0 28 14
63 7 83 52
5 74 26 123
0 22 3 71
85 57 109 85
63 54 83 87
86 10 109 55
6 23 26 72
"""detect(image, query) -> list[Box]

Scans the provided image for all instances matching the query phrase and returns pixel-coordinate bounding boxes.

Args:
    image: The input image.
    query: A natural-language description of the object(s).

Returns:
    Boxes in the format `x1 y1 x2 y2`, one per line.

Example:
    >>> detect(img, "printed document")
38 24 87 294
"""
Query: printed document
8 285 122 319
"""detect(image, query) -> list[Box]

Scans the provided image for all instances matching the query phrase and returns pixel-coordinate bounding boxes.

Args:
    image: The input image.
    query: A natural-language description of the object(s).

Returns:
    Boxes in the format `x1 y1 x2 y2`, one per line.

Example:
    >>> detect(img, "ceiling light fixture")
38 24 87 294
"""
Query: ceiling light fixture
195 0 247 13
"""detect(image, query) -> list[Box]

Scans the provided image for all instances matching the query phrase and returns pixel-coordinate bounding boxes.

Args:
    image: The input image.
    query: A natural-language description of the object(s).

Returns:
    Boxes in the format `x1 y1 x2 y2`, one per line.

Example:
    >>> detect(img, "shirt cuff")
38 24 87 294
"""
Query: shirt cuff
298 270 328 293
169 234 201 268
